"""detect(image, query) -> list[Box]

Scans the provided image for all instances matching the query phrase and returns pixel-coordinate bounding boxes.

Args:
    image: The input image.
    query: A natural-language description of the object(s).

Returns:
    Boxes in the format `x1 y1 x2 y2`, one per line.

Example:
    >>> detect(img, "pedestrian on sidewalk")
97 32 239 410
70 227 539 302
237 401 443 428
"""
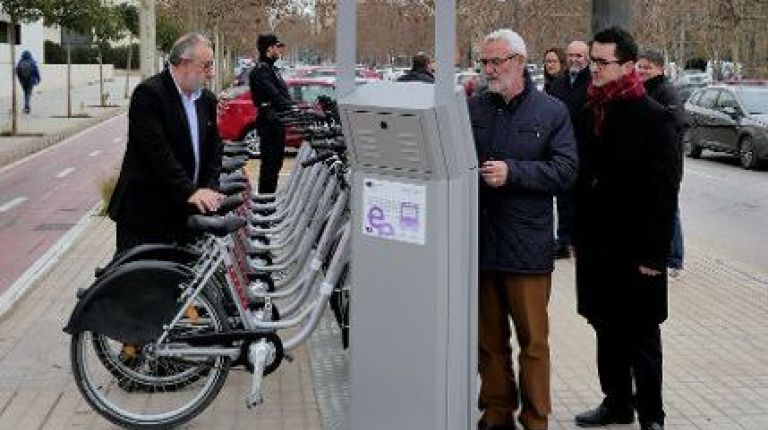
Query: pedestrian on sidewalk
572 27 681 430
396 52 435 83
470 29 577 430
16 50 41 114
637 49 686 277
107 33 224 254
547 40 591 259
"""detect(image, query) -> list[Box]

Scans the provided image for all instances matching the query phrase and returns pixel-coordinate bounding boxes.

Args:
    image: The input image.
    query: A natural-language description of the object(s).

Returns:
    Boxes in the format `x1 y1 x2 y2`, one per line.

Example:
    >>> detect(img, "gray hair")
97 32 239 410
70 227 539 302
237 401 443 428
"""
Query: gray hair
639 49 665 68
484 29 527 58
169 33 211 66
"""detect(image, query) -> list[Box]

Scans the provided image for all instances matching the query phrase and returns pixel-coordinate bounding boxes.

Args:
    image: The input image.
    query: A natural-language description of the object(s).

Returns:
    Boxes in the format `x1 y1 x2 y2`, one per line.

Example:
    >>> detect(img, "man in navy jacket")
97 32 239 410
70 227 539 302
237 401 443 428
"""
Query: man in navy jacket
469 29 577 430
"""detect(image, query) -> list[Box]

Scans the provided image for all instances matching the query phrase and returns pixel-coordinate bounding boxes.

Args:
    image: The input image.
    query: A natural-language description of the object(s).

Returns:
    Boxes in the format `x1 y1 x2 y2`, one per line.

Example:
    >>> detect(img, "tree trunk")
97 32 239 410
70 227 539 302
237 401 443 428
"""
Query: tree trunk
99 48 105 106
67 41 72 117
125 36 133 99
9 17 18 135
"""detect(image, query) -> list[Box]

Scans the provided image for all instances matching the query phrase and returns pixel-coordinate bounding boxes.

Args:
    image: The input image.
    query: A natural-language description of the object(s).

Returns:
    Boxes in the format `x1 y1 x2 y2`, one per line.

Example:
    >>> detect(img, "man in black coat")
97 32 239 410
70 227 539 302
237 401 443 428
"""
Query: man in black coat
396 52 435 83
107 33 223 253
572 28 680 430
249 33 293 194
470 29 577 430
638 50 685 275
547 40 591 259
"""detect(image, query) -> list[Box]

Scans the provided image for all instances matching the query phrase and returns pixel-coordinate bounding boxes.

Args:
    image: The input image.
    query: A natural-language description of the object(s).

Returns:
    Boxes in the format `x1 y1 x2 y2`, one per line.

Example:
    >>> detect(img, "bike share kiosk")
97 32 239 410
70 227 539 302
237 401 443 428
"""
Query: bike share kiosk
336 1 478 428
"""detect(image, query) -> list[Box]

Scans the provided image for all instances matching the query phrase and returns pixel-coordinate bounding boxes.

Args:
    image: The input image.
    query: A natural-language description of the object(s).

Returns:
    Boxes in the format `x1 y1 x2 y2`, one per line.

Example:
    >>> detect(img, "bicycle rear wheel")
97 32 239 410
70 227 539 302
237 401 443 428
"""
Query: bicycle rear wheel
71 290 230 429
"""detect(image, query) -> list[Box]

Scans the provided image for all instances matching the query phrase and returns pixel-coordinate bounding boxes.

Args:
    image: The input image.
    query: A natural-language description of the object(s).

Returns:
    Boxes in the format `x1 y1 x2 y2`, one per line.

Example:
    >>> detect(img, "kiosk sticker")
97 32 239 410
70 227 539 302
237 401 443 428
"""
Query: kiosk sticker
362 178 427 245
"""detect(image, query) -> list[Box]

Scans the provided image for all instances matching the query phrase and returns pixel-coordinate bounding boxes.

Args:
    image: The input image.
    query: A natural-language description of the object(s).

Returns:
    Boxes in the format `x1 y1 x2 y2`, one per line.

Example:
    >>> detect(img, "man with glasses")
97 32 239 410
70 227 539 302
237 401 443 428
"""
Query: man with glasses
548 40 591 260
469 29 577 430
249 33 292 194
572 27 680 430
108 33 223 253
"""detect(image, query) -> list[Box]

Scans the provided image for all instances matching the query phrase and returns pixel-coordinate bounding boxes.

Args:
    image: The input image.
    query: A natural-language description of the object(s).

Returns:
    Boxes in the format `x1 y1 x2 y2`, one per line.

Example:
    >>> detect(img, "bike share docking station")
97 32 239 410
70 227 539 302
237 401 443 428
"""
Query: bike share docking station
335 1 478 428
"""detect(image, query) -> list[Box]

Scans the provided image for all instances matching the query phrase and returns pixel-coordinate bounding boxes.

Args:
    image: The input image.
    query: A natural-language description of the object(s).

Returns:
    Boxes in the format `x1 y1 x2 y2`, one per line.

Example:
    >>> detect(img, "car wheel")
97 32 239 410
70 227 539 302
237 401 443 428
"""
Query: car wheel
683 129 702 158
738 136 759 170
242 126 260 158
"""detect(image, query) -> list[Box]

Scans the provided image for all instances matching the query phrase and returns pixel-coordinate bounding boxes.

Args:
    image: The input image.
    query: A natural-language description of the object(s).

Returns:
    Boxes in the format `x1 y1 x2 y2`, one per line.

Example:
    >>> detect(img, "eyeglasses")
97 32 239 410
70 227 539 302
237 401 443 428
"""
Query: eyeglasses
589 57 623 69
184 58 214 70
478 54 520 69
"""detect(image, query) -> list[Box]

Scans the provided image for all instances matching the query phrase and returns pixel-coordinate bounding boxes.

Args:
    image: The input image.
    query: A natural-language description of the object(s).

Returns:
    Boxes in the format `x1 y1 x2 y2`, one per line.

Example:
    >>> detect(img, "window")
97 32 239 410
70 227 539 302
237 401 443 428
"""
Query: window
698 90 720 109
716 91 739 110
0 22 22 45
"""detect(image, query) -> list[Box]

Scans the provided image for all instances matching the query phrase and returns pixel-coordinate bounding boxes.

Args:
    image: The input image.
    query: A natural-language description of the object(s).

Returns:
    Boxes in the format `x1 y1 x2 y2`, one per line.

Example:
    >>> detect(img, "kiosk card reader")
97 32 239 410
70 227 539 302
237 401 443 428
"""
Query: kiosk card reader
340 81 478 428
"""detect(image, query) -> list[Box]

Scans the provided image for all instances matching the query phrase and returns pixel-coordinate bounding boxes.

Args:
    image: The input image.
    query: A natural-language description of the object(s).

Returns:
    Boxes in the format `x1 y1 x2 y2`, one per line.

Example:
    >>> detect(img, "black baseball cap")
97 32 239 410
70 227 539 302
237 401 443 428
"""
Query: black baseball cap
257 33 285 53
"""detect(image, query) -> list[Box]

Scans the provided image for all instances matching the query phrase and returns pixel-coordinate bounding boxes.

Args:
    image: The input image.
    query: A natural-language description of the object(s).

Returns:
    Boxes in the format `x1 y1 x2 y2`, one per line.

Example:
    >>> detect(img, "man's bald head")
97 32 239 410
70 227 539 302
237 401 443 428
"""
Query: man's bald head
566 40 590 73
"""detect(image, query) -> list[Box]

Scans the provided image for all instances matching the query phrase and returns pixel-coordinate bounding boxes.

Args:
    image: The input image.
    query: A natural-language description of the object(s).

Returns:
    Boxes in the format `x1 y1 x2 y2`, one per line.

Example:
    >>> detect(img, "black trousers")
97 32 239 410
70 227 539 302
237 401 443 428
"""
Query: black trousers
257 120 286 194
593 320 665 424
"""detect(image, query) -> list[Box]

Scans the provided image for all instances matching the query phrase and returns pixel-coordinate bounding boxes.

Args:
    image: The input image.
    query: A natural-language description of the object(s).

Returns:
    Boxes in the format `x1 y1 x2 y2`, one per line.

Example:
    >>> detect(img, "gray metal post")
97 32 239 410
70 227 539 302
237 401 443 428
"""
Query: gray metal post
336 0 357 100
592 0 630 33
434 0 455 106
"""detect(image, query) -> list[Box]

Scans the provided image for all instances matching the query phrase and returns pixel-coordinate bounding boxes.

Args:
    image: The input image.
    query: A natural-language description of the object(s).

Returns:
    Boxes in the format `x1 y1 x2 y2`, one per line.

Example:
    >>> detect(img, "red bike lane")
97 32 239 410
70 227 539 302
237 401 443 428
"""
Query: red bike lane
0 115 127 295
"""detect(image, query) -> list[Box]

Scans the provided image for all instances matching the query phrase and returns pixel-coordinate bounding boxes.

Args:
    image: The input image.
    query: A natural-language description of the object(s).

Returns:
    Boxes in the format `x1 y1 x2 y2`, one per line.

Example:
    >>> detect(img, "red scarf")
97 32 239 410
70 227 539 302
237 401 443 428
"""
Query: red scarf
587 69 646 137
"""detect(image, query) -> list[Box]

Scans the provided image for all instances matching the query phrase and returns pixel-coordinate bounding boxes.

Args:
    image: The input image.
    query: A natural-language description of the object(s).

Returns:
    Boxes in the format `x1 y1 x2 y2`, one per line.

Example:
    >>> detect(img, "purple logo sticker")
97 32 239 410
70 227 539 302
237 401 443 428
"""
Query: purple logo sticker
367 205 394 237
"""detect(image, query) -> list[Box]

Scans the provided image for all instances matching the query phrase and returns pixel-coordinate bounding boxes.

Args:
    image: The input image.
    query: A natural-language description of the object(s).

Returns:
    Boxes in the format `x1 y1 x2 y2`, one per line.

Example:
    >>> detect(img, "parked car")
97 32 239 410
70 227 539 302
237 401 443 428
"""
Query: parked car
683 84 768 169
217 78 336 155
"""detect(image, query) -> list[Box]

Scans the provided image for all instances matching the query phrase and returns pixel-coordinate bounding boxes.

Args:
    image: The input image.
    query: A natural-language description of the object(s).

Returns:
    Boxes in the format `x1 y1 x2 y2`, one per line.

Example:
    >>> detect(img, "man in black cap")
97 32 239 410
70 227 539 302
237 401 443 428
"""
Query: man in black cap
249 33 292 194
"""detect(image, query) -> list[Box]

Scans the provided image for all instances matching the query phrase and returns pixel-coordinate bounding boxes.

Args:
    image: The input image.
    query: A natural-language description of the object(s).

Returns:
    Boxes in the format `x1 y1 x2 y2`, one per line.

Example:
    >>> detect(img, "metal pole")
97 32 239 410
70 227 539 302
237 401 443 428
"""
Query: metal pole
435 0 455 106
336 0 357 100
591 0 631 33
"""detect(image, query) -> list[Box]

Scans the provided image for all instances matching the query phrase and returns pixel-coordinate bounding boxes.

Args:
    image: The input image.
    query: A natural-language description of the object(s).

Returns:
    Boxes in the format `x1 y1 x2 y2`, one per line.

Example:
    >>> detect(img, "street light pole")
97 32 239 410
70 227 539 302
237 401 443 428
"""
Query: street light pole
592 0 630 33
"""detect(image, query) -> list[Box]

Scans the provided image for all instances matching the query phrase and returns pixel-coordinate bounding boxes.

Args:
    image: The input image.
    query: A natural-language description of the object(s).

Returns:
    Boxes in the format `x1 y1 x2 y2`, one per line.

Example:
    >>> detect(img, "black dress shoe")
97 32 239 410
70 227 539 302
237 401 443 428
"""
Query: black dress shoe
640 422 664 430
478 421 516 430
574 403 634 427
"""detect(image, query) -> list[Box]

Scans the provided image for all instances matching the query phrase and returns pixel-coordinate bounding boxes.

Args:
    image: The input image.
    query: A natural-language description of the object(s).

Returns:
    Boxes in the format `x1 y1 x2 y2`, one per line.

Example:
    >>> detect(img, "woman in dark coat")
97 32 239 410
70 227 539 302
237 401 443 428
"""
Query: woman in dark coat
543 47 565 94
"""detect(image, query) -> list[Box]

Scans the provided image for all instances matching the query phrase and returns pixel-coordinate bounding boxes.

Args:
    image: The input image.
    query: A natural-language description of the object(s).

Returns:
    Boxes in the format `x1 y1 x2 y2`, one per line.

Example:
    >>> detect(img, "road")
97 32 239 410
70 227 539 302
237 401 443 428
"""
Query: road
681 151 768 273
0 115 127 293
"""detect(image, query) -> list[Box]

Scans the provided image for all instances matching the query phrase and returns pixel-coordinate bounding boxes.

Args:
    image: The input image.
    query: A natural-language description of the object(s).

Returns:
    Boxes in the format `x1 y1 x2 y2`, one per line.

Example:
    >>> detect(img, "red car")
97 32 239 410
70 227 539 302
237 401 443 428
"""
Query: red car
216 78 336 155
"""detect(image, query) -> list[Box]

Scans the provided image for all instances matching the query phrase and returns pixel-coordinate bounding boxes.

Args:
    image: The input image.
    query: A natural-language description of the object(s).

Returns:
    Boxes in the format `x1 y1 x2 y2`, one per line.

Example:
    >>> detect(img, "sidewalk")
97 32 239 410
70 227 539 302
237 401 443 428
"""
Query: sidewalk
308 245 768 430
0 71 140 168
0 172 767 428
0 215 766 429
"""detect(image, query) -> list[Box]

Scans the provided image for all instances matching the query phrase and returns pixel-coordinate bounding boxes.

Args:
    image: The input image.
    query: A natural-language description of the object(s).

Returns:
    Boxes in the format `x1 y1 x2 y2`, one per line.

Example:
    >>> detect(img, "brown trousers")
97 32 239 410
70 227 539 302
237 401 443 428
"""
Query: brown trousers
479 271 552 430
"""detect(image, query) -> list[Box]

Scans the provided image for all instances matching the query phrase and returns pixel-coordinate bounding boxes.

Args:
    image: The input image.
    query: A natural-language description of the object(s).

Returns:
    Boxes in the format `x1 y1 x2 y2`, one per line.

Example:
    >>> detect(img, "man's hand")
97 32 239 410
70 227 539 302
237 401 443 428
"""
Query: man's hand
479 160 509 188
188 188 224 213
639 265 662 276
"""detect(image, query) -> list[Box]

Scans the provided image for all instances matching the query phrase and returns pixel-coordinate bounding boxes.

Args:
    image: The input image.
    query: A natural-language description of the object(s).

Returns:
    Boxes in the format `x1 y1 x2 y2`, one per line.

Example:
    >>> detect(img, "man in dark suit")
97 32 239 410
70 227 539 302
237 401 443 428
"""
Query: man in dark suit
547 40 591 259
572 27 680 430
107 33 223 253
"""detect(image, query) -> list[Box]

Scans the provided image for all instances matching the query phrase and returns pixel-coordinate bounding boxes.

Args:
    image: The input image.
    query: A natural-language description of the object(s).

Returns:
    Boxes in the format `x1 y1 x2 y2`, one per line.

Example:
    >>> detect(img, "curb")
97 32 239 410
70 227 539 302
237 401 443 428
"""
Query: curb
0 106 128 169
0 204 100 320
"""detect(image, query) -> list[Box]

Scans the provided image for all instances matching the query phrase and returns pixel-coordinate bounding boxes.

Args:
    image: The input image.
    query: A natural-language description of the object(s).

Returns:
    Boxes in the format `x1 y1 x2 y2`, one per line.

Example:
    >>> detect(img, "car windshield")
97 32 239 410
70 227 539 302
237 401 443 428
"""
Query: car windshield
738 90 768 114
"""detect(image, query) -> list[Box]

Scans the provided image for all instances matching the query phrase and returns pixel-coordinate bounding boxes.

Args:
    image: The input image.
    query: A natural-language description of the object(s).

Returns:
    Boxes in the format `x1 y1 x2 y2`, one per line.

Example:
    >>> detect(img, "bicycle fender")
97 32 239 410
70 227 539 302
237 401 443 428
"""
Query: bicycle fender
96 244 201 278
64 260 193 344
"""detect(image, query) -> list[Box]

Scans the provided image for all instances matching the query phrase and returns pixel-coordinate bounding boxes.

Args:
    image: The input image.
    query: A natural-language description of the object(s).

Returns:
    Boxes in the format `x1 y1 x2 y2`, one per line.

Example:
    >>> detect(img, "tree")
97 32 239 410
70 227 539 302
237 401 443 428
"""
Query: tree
116 3 139 98
0 0 44 135
42 0 98 117
90 4 123 106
